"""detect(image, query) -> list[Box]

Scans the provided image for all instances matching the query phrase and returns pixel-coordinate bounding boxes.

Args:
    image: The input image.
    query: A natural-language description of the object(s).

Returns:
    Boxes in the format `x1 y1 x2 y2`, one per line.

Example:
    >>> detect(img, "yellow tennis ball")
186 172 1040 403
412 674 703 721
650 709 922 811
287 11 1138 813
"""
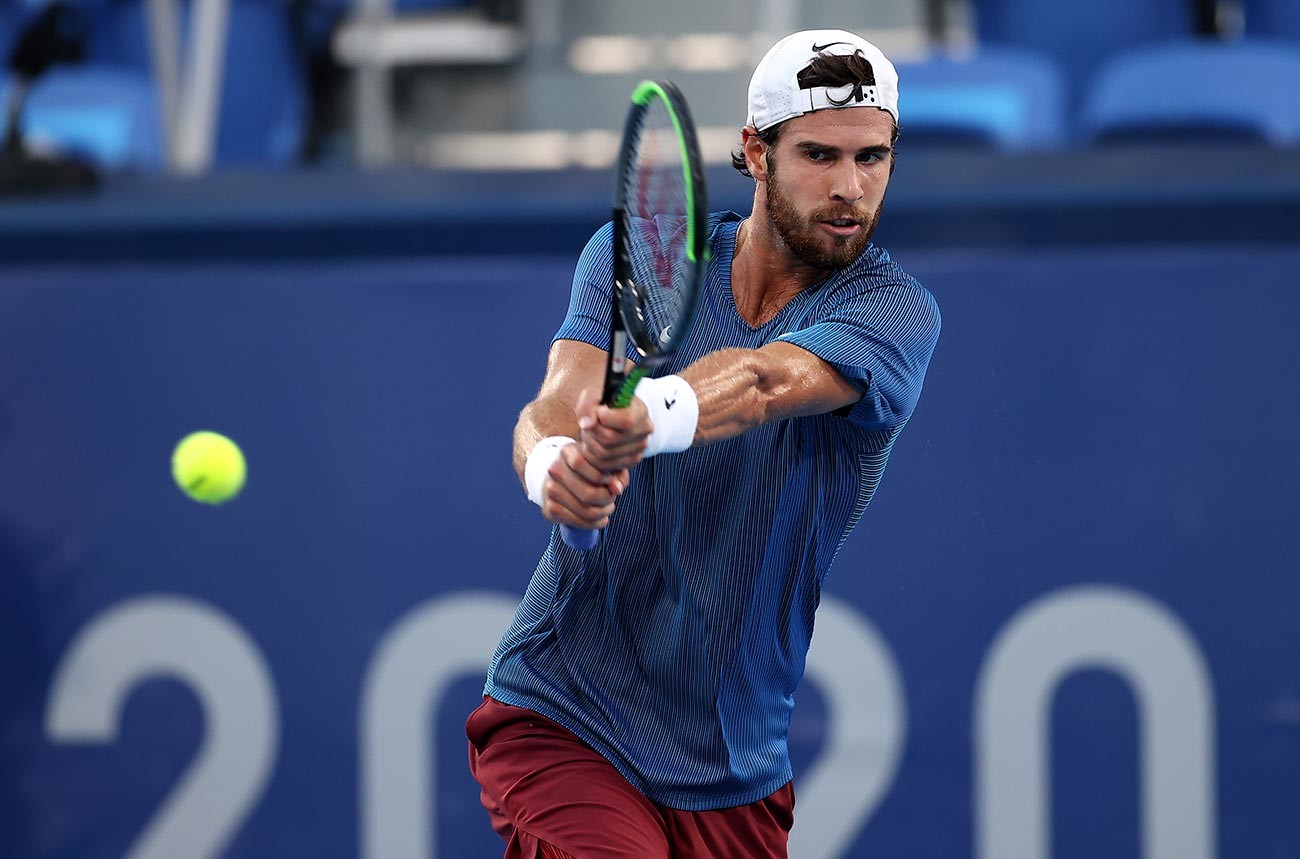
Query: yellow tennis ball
172 431 246 504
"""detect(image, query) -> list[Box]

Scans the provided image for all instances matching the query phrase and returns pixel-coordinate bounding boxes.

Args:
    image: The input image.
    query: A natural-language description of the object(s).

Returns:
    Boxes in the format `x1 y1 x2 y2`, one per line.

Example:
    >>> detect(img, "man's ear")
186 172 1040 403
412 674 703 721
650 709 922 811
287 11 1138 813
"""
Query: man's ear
741 126 769 181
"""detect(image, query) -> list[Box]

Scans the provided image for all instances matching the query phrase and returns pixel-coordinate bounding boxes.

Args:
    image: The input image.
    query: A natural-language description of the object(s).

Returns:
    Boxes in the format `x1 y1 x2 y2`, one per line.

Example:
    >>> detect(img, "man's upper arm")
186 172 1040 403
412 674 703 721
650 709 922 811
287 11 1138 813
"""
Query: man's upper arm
776 280 941 429
537 338 609 404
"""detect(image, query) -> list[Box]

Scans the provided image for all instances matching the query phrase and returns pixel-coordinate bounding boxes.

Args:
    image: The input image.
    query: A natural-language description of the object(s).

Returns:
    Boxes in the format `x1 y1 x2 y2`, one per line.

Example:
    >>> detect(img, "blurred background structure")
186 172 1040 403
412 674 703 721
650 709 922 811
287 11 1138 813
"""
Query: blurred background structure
1 0 1299 174
1 1 1299 858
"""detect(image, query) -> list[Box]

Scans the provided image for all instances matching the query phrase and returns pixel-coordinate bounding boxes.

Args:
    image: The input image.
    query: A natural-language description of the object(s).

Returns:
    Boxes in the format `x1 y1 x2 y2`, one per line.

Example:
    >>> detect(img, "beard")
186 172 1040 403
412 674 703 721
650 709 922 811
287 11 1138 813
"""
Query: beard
765 158 883 271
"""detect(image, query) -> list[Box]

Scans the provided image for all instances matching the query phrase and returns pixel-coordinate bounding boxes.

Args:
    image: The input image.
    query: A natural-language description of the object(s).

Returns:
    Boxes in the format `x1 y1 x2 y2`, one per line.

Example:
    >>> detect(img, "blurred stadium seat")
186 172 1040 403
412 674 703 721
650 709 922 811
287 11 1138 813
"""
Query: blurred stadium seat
973 0 1196 104
1080 39 1300 146
3 64 161 170
393 0 473 9
0 0 306 170
86 0 306 166
895 48 1067 151
1243 0 1300 40
330 0 524 166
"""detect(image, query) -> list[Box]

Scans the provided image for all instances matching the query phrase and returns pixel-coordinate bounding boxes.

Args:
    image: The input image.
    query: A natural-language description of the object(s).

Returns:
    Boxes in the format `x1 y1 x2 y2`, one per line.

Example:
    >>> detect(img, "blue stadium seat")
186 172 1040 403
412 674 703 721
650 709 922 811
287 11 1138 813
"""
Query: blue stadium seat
1244 0 1300 41
84 0 307 166
974 0 1196 104
2 65 161 170
895 48 1067 151
1080 40 1300 146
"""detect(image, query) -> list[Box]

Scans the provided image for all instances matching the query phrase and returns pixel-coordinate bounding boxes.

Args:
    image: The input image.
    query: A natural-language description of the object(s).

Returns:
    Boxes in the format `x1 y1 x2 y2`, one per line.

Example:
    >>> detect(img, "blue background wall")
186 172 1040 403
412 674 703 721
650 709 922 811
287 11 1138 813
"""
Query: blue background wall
2 175 1299 857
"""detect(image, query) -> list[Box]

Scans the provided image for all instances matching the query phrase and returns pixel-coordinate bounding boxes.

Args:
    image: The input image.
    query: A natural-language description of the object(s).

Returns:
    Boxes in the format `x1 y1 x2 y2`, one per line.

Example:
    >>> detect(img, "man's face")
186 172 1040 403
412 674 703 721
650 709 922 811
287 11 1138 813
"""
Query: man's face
758 108 895 270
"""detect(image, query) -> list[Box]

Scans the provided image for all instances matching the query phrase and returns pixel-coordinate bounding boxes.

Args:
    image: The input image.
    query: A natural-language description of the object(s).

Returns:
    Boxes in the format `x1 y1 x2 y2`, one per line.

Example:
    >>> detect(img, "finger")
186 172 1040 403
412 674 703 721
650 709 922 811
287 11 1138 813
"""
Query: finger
585 412 651 449
575 386 601 433
594 405 648 434
558 442 609 485
608 469 630 497
589 451 644 476
542 474 616 528
576 428 642 476
601 392 653 427
592 429 650 461
597 430 650 454
587 422 651 453
580 446 641 476
547 494 613 528
552 447 627 502
544 496 611 530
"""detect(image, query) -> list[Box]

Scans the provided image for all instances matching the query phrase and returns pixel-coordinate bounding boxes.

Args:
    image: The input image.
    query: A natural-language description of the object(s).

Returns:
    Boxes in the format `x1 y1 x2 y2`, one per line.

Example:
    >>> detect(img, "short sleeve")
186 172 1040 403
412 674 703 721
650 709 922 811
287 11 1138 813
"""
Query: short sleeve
778 277 940 430
553 222 615 349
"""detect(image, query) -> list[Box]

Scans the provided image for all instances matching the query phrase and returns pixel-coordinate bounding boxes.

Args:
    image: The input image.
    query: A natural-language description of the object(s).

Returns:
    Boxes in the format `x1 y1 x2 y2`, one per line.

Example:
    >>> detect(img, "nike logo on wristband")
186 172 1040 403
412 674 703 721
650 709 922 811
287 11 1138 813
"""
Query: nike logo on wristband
665 398 676 410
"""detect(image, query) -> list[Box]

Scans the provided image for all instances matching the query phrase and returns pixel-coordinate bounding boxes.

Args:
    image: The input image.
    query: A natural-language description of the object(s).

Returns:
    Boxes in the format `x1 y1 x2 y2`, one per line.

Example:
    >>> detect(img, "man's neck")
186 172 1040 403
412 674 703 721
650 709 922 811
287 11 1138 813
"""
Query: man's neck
730 214 827 328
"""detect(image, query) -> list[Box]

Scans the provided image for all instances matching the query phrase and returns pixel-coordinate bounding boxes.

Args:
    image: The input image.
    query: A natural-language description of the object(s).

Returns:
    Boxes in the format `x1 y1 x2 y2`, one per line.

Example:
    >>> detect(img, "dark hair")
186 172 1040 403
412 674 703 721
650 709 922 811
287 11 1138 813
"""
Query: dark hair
731 50 900 177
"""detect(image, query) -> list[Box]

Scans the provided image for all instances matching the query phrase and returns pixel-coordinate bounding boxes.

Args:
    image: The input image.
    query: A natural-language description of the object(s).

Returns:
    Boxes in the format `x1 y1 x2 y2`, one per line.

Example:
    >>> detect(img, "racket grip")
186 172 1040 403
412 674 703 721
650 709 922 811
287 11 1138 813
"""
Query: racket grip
560 524 600 551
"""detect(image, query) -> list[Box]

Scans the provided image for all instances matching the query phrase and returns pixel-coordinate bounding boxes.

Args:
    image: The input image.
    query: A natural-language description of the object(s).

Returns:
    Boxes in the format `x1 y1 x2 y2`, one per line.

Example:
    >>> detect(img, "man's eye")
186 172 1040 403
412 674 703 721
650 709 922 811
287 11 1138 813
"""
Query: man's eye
858 152 882 164
806 150 829 161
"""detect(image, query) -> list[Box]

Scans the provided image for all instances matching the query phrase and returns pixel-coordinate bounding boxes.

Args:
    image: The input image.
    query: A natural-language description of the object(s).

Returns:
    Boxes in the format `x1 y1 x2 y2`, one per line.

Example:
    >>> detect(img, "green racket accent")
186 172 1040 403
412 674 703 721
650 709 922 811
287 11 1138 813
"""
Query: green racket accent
631 80 703 264
611 367 650 408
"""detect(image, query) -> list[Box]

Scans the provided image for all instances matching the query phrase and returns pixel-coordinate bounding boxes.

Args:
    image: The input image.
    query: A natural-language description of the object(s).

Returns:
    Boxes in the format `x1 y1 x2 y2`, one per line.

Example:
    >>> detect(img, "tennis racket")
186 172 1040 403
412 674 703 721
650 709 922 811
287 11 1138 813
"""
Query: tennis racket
561 80 709 551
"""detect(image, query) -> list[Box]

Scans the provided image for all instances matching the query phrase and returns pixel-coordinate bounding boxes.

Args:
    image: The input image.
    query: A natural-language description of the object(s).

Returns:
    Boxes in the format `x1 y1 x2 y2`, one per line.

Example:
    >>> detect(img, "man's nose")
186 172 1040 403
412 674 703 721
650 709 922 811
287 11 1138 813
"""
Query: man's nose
830 161 864 204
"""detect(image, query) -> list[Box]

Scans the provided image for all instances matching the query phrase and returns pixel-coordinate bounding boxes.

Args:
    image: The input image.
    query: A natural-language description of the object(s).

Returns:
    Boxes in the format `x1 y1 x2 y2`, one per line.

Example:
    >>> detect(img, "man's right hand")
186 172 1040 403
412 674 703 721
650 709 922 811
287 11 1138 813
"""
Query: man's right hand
575 386 653 473
539 443 629 530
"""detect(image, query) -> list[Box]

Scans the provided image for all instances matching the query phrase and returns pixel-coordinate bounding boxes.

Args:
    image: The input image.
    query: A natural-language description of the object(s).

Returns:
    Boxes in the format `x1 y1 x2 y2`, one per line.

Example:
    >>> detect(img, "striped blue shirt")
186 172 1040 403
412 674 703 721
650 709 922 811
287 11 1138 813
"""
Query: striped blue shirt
485 212 940 811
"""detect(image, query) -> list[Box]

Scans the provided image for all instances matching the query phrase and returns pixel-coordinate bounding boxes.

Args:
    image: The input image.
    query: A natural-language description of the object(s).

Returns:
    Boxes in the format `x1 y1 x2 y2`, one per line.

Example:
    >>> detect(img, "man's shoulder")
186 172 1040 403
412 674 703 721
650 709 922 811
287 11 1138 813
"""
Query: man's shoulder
706 210 745 236
830 244 926 297
816 245 941 329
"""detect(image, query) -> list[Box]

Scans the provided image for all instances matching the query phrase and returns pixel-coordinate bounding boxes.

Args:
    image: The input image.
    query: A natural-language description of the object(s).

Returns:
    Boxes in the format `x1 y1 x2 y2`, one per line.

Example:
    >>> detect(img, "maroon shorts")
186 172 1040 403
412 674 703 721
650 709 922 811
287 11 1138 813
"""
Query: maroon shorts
466 696 795 859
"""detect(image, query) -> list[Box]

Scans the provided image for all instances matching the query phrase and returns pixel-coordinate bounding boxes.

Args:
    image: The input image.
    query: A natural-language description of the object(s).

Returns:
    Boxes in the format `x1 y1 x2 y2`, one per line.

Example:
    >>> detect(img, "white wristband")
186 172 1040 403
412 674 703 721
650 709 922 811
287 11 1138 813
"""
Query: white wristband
634 374 699 457
524 436 575 506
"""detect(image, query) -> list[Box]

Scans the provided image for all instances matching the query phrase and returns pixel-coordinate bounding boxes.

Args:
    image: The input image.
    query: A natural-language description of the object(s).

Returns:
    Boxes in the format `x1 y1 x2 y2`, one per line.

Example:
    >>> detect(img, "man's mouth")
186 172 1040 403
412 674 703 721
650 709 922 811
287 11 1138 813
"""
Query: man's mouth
819 217 862 237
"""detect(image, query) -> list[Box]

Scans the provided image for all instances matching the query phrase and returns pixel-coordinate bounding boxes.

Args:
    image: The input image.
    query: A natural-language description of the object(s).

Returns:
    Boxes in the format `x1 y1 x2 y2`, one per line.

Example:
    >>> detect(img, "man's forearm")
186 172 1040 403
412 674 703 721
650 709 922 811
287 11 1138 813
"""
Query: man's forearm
679 343 861 446
513 397 582 486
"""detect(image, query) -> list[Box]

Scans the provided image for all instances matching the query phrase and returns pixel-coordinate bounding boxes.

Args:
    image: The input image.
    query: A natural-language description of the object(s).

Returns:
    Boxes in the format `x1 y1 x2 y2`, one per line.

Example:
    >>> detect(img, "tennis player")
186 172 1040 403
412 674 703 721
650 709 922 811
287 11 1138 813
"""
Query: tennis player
469 29 941 858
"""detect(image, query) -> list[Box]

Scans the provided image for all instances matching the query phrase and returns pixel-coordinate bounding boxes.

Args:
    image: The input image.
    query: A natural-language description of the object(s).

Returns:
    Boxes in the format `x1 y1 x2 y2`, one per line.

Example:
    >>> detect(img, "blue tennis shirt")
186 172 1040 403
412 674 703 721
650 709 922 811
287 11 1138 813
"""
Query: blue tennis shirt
485 212 940 811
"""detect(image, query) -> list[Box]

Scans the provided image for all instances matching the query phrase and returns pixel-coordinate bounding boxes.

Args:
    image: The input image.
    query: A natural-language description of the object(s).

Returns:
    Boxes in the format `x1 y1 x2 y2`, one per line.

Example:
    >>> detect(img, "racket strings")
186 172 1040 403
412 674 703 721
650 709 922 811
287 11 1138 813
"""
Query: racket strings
621 99 692 354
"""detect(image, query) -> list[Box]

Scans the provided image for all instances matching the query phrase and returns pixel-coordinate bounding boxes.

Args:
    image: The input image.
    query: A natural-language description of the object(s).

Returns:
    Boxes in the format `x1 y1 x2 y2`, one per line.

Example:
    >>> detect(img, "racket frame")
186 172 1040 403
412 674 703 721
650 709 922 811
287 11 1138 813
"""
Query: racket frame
602 79 709 408
561 79 709 552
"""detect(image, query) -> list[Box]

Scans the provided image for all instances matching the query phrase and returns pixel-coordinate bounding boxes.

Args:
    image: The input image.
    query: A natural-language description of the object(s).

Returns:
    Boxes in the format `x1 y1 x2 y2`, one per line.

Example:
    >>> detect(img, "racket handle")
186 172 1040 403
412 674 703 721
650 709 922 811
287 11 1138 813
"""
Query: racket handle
560 524 600 551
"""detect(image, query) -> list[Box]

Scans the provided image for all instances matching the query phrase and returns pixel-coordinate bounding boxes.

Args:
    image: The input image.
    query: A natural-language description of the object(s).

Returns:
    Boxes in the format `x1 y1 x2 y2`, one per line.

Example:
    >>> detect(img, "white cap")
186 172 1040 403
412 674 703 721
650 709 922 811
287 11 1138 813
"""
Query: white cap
747 29 900 131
